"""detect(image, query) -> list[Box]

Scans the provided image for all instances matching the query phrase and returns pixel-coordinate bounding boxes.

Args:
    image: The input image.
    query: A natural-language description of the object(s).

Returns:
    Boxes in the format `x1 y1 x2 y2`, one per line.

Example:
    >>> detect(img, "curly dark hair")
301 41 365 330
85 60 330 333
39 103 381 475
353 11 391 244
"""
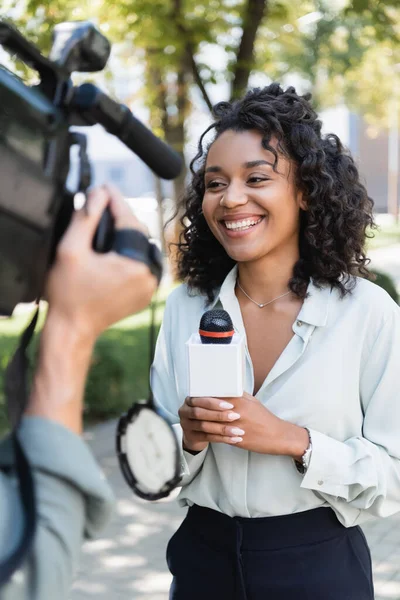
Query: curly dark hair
176 83 375 303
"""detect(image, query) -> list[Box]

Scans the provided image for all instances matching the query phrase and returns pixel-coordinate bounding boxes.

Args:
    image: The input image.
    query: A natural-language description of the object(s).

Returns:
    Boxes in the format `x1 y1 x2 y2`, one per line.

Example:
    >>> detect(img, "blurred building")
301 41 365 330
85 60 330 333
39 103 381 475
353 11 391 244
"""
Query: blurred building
352 117 399 213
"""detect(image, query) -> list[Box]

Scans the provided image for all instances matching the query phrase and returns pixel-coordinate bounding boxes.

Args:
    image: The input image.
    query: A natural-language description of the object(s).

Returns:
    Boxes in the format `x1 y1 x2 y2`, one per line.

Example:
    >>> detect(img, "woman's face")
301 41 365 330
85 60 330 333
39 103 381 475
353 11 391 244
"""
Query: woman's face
202 129 305 265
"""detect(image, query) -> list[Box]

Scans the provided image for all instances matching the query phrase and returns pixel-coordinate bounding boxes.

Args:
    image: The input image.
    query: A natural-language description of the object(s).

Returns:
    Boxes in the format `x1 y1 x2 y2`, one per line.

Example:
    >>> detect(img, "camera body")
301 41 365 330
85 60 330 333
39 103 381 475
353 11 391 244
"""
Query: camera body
0 64 70 313
0 20 181 316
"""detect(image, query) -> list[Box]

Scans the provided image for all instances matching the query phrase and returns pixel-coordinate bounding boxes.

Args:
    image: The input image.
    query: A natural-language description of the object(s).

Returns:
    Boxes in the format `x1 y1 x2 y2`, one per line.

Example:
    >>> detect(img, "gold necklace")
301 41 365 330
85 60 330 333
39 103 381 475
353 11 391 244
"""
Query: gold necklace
237 280 291 308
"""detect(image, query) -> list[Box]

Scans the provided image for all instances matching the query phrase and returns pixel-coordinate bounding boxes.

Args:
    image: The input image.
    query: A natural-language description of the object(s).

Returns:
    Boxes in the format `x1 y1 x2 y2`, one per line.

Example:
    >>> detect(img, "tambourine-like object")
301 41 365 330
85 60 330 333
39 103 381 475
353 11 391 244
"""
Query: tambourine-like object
116 401 182 501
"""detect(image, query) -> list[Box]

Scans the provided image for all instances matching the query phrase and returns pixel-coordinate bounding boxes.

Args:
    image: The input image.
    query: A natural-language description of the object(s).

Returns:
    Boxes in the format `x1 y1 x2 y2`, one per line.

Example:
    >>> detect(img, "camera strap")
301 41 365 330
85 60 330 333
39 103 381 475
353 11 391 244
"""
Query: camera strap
0 308 39 585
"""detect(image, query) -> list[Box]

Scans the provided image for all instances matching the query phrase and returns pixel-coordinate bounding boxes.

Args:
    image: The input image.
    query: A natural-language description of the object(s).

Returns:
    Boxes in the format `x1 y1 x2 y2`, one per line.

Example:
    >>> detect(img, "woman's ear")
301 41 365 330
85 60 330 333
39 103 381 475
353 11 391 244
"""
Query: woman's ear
297 191 307 211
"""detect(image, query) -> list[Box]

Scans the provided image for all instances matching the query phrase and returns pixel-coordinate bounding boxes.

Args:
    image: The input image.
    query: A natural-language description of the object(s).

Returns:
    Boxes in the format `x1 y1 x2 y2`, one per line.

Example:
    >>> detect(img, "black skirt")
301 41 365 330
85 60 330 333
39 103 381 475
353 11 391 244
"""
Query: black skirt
167 504 374 600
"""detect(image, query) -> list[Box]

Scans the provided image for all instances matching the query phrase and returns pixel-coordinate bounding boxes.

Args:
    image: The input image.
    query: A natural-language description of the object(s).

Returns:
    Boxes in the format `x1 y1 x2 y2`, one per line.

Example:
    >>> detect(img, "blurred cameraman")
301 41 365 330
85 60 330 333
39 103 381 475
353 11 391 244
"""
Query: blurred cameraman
0 184 157 599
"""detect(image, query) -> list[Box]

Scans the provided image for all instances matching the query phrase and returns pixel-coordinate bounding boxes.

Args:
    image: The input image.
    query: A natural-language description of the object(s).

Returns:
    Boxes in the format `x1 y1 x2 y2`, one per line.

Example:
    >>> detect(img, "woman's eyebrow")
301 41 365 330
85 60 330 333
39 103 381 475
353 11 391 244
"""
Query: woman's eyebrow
243 160 273 169
205 166 222 174
205 160 273 174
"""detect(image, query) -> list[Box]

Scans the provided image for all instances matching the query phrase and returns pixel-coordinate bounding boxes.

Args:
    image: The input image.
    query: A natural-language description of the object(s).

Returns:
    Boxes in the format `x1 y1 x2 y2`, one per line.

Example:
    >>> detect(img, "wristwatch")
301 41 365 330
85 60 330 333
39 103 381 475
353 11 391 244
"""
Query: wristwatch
295 427 313 475
112 229 163 284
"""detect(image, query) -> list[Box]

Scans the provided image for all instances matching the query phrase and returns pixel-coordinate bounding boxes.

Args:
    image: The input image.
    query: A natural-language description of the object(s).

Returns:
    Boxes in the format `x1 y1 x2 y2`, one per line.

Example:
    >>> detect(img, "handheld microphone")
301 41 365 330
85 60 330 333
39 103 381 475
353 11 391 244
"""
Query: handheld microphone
199 309 234 345
186 309 245 397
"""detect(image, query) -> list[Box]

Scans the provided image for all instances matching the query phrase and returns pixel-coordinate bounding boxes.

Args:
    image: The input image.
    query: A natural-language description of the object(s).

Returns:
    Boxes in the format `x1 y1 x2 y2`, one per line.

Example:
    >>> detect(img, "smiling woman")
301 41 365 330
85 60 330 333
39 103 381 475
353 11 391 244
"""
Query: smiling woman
150 83 400 600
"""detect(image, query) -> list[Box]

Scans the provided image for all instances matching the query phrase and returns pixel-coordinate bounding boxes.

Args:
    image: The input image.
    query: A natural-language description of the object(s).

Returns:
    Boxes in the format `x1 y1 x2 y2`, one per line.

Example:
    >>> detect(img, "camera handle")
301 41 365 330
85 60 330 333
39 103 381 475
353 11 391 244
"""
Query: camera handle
69 132 92 193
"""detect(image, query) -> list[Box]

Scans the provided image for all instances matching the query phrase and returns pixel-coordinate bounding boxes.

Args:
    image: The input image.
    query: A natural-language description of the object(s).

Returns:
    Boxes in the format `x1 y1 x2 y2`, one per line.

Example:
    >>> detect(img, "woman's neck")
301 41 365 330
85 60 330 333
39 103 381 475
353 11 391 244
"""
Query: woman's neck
237 250 298 302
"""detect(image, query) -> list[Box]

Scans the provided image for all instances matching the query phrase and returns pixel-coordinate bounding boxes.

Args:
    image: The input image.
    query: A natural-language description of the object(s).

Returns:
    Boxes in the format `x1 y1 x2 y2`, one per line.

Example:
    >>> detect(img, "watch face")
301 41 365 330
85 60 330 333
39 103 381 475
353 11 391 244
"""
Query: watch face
117 405 180 497
303 446 312 470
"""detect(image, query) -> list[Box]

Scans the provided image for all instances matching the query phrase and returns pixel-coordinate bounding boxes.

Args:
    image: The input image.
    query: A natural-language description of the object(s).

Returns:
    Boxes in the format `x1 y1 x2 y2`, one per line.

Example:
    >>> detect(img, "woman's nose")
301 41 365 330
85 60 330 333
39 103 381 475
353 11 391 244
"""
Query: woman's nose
220 188 248 208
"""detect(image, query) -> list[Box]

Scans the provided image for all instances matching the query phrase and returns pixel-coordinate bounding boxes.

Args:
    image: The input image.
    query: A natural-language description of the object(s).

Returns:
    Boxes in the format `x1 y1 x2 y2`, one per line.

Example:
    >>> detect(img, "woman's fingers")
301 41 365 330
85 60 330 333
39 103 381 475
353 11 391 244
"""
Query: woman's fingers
190 419 245 436
179 405 240 422
179 396 244 449
206 435 243 445
186 396 236 411
179 396 240 422
184 429 243 445
181 417 244 438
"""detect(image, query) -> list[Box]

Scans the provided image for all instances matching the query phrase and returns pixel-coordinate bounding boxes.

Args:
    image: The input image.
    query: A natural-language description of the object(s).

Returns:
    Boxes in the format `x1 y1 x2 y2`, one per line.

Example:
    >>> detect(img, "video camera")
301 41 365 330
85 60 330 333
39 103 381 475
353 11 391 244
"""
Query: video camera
0 19 182 316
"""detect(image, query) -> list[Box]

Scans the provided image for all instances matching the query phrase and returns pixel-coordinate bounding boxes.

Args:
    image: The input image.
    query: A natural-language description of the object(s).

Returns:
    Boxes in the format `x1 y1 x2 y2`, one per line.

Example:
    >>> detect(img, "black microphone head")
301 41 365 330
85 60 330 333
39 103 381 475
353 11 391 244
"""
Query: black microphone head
199 309 234 345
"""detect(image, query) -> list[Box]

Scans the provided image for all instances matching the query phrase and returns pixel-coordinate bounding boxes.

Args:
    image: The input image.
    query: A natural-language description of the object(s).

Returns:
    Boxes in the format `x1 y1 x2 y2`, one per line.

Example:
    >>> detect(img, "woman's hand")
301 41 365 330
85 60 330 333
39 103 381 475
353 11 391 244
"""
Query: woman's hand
179 392 309 459
179 396 243 453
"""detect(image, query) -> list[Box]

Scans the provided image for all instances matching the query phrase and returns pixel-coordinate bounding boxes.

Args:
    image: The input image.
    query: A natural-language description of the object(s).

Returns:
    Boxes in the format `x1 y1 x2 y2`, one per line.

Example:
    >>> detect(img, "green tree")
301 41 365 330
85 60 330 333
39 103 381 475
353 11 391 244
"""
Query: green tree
278 0 400 127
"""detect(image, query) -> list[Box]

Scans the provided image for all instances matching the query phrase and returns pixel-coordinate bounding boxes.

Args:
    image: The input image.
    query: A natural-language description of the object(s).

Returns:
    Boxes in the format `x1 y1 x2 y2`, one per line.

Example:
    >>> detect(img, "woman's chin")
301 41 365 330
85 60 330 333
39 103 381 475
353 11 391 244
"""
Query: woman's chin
225 248 262 264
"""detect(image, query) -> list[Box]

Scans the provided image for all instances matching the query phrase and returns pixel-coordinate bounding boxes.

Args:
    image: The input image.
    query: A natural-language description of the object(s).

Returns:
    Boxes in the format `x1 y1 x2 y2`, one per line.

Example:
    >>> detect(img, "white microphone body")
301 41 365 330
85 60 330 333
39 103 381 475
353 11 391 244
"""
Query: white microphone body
186 332 245 398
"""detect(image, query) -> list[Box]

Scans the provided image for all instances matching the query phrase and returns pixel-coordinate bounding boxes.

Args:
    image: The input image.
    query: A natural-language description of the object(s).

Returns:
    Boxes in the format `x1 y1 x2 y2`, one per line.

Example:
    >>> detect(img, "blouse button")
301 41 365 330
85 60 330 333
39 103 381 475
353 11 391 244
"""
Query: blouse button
296 320 303 327
317 480 324 486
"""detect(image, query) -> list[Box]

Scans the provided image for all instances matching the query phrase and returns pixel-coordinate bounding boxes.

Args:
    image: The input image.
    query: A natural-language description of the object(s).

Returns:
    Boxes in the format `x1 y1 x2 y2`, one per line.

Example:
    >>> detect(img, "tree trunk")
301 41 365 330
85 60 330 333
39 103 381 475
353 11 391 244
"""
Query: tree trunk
164 54 190 277
231 0 268 100
145 37 190 276
164 60 189 205
145 56 170 255
153 175 167 255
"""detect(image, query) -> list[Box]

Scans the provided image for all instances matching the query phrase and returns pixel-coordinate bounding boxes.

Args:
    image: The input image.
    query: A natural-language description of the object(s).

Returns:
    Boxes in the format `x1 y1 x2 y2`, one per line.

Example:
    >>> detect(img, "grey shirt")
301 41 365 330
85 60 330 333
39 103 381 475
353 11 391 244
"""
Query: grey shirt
0 416 114 599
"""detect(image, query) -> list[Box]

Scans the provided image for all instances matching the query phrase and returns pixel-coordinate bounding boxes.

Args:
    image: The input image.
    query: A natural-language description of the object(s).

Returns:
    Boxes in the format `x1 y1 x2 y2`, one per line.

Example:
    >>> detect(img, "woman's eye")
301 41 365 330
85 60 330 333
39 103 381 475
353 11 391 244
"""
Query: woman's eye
206 181 224 189
248 177 269 184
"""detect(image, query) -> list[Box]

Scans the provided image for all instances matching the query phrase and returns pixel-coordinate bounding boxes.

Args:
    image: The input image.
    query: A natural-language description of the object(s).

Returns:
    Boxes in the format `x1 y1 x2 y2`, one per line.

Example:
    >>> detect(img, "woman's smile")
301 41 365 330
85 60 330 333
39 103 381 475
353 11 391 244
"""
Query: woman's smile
218 214 266 238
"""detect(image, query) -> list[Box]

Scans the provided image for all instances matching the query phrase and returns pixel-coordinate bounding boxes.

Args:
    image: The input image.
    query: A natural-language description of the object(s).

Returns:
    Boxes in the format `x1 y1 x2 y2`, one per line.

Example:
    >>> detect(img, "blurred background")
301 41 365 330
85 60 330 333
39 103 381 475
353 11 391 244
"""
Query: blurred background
1 1 400 599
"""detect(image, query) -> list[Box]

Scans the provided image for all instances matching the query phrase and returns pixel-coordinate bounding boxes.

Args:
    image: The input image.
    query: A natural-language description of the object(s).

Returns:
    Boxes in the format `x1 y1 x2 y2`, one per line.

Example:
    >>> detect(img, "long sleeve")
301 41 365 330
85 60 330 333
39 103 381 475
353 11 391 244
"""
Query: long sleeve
151 291 208 486
0 416 114 600
301 305 400 525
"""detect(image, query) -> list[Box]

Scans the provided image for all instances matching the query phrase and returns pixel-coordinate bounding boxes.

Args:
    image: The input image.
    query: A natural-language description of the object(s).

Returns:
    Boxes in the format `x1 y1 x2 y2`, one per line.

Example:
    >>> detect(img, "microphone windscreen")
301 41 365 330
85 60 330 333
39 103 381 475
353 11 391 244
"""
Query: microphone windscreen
199 309 234 345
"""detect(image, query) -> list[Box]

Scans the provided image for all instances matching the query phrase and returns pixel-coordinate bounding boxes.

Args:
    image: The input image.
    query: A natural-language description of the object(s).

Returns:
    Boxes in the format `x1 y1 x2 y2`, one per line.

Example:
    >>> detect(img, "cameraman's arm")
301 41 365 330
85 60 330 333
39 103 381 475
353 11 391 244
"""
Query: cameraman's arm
0 186 157 599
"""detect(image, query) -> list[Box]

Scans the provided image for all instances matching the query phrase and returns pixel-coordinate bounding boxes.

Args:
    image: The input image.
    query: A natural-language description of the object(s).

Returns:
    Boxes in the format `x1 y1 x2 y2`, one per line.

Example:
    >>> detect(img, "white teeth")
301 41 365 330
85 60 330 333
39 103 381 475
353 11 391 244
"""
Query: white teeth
224 217 263 231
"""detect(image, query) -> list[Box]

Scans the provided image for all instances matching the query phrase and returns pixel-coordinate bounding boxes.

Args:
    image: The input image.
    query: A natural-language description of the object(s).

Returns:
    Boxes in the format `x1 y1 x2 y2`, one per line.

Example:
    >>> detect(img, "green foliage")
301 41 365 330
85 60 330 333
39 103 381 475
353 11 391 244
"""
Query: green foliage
370 269 399 303
0 331 22 433
288 3 400 126
84 337 126 420
83 319 161 421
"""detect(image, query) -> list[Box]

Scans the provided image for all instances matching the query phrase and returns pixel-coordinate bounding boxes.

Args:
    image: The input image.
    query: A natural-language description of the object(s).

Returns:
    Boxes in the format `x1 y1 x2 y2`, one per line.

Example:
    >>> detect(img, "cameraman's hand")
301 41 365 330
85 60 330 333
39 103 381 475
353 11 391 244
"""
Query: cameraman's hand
26 185 157 433
46 184 157 339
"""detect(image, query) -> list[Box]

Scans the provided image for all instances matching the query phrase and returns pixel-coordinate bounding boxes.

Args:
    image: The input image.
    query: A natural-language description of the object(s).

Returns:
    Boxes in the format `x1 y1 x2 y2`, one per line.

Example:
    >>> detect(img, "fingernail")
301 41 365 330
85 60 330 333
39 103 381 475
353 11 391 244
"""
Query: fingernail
230 437 243 443
227 412 241 420
219 401 234 409
230 428 245 436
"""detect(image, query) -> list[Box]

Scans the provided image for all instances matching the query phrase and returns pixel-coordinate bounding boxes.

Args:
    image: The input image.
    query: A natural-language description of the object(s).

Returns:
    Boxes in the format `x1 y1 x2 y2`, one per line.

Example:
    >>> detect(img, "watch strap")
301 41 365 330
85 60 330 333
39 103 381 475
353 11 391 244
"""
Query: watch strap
112 229 163 284
295 427 312 475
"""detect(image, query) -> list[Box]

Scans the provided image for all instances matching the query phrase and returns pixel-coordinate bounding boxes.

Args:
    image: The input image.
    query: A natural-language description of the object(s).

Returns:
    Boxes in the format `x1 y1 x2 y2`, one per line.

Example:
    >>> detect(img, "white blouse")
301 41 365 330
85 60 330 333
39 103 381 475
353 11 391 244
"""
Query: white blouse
151 266 400 527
